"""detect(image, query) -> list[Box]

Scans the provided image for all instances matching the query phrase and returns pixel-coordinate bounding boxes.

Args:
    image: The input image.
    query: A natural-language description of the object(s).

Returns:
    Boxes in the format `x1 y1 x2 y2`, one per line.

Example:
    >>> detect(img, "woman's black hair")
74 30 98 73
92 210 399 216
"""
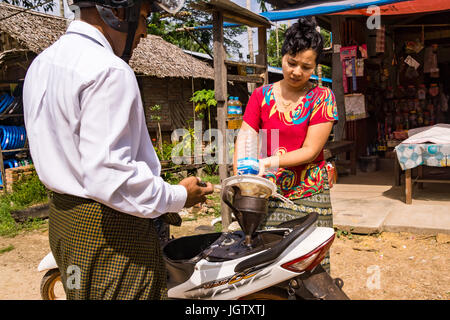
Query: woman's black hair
281 17 323 63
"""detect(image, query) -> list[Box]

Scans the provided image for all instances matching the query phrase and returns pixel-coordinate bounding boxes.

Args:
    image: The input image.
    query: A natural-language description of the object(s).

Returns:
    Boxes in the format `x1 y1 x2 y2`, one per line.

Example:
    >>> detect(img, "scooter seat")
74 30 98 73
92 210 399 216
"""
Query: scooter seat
163 232 222 288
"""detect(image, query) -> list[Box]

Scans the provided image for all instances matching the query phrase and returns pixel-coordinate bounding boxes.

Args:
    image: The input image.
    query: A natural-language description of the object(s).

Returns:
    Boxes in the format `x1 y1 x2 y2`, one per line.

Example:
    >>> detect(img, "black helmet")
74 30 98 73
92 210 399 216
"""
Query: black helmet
68 0 185 62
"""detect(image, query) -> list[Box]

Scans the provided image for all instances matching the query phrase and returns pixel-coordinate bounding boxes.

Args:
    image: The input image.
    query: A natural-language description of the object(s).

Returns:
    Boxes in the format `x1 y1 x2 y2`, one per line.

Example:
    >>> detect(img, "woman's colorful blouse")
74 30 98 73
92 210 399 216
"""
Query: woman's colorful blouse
243 83 338 200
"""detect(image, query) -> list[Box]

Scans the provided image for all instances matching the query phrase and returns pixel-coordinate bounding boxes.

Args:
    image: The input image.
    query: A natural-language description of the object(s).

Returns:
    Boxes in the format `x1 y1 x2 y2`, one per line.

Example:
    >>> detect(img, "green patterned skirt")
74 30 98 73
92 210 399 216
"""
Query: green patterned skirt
259 168 333 273
48 193 168 300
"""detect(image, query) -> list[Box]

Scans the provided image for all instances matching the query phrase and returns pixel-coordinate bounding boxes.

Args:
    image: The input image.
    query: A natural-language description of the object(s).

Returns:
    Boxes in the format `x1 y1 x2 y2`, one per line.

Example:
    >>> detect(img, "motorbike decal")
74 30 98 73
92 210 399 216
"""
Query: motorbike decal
184 269 272 299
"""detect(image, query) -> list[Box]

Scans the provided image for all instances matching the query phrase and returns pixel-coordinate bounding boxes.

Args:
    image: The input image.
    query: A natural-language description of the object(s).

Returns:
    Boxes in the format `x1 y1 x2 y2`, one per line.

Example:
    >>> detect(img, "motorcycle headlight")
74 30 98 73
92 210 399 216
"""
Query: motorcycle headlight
153 0 185 14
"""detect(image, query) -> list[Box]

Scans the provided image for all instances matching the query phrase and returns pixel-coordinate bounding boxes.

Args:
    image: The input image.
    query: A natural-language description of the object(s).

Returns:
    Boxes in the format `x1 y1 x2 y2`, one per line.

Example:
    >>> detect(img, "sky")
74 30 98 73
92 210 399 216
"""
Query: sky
233 0 268 60
208 0 297 60
44 0 297 60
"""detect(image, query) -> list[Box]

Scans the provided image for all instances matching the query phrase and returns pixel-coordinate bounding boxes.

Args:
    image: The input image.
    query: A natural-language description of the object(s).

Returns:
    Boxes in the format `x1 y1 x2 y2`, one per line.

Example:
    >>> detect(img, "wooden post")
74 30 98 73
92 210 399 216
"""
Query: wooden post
331 16 346 141
213 11 231 231
405 169 412 204
418 165 424 189
256 27 268 85
246 0 254 64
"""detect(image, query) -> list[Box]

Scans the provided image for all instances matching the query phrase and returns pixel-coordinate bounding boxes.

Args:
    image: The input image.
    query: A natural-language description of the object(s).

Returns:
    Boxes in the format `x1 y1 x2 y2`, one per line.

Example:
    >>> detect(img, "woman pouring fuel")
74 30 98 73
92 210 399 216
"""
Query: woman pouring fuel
234 17 338 273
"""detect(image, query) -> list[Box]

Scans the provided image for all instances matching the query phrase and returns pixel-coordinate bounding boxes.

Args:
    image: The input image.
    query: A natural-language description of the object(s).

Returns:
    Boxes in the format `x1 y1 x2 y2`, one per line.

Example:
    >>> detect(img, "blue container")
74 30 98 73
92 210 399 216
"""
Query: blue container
237 157 259 175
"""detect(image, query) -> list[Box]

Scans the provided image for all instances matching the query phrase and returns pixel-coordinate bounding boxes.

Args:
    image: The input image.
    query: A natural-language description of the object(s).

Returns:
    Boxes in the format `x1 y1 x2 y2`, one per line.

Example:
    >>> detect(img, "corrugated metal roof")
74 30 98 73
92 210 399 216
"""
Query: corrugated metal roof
259 0 411 21
332 0 450 16
264 0 342 11
191 0 409 28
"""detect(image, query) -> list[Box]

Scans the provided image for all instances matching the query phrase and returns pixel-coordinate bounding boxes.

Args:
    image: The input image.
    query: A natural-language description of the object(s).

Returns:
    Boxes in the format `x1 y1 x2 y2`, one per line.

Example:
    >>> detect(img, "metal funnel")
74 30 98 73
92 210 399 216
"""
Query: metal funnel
222 175 275 246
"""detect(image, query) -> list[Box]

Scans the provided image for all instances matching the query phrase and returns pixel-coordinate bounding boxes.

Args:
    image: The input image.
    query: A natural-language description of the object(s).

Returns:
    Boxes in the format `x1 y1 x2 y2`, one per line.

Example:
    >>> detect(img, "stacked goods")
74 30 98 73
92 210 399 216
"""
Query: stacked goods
4 164 35 193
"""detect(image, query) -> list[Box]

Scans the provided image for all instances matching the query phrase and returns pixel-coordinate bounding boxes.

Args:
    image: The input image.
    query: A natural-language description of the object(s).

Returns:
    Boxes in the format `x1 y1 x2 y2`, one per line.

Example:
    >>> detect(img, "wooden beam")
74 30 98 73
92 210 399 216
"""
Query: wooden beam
225 60 266 69
192 0 272 28
213 11 227 103
213 10 231 231
256 27 268 85
227 74 264 84
331 16 346 141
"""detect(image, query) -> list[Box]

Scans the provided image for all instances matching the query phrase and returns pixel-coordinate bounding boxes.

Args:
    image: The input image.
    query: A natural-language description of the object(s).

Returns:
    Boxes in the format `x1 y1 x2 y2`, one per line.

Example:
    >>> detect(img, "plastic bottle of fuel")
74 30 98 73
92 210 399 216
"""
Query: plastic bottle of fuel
234 97 242 116
227 96 236 118
236 129 259 175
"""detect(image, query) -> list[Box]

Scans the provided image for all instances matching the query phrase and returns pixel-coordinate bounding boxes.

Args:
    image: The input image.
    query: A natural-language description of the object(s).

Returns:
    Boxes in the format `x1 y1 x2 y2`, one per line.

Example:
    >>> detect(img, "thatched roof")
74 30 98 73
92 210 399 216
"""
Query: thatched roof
0 3 67 53
0 3 213 79
0 48 35 69
129 36 213 79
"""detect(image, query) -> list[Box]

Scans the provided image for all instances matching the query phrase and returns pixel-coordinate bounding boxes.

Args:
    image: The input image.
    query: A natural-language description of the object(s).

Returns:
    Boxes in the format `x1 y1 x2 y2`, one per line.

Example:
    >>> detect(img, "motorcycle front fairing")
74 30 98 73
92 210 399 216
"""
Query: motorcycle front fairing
165 225 335 300
37 252 58 272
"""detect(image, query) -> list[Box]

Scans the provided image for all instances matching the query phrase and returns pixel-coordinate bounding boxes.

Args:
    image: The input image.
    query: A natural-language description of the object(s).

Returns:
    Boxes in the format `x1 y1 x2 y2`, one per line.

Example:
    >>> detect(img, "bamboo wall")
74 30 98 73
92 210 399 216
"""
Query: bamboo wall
137 76 214 141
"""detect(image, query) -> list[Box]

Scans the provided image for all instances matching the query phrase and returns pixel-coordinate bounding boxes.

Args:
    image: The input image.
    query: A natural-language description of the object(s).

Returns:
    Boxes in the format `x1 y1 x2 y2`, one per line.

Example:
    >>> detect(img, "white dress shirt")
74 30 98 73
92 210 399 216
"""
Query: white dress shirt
23 20 187 218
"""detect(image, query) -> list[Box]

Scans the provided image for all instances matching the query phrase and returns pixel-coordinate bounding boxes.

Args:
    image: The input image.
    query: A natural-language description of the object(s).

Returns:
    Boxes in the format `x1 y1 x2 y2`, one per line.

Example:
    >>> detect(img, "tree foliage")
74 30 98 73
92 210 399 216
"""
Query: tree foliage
320 28 331 49
267 23 287 68
267 23 332 70
255 0 268 12
147 0 245 56
0 0 55 12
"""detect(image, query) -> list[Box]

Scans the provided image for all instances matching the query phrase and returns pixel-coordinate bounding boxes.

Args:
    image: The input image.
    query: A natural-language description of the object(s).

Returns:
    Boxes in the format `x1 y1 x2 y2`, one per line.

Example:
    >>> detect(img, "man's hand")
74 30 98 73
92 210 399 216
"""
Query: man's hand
179 177 214 208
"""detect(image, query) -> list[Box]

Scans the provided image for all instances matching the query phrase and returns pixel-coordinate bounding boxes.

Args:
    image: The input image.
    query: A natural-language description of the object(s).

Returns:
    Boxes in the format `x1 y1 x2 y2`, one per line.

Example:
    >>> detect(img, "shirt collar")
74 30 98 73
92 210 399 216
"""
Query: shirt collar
66 20 114 54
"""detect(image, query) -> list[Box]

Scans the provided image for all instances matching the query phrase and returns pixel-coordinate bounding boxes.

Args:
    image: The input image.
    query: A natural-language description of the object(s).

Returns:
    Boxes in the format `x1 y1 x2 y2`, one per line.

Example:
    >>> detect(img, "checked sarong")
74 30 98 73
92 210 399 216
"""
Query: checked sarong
48 192 168 300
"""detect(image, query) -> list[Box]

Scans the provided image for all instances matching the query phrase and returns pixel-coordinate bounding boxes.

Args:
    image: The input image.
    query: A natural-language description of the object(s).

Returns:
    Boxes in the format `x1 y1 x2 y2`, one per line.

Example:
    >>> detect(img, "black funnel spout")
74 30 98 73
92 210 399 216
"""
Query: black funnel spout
223 186 268 246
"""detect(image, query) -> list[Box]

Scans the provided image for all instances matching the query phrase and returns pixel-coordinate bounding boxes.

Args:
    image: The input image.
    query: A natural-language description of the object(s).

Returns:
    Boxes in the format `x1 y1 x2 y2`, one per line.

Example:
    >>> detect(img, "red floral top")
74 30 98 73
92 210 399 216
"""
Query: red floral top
243 83 338 200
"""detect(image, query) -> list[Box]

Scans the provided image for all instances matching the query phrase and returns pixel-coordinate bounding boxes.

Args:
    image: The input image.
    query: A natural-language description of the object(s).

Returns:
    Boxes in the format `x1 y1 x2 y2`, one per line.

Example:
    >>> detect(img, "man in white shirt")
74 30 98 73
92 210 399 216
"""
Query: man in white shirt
23 0 213 299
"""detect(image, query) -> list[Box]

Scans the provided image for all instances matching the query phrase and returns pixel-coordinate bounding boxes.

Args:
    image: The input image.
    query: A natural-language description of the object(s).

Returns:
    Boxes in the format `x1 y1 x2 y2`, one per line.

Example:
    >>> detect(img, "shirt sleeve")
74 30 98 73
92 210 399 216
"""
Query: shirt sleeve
309 87 339 126
243 87 263 132
78 66 186 218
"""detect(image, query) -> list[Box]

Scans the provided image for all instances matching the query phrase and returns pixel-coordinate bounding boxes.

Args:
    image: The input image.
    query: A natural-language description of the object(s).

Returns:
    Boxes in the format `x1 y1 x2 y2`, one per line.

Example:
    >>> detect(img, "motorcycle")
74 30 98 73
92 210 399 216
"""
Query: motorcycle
38 175 349 300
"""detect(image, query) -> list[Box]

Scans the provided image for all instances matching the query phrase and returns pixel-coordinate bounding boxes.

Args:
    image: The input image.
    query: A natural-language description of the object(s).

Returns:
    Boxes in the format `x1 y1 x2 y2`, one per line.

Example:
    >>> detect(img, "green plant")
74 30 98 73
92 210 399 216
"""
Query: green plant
0 172 49 237
203 164 218 176
0 244 14 254
161 172 182 185
171 118 203 163
155 142 175 162
150 104 163 152
202 174 220 185
9 173 48 207
191 90 216 143
214 222 222 233
335 227 354 240
192 90 217 112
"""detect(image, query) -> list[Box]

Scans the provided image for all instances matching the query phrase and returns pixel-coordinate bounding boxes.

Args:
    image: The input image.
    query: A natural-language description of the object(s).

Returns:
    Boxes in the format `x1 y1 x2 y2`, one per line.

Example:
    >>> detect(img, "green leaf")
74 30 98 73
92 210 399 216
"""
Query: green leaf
207 98 217 107
0 245 14 254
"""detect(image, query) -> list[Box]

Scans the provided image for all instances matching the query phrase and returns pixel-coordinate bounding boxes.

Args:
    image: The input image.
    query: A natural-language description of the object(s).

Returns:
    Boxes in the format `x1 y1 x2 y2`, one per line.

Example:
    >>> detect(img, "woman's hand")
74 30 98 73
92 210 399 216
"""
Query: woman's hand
272 122 334 169
258 156 279 176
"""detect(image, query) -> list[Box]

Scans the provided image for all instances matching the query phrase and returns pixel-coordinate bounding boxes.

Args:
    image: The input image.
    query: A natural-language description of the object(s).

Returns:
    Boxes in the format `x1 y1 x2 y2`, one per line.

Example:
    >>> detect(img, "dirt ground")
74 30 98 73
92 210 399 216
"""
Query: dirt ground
1 214 449 300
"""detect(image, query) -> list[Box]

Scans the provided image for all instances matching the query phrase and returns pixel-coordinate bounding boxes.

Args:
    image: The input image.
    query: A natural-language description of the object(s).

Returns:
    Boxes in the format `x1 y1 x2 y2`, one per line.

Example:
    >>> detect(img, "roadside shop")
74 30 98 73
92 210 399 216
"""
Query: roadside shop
328 0 450 203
